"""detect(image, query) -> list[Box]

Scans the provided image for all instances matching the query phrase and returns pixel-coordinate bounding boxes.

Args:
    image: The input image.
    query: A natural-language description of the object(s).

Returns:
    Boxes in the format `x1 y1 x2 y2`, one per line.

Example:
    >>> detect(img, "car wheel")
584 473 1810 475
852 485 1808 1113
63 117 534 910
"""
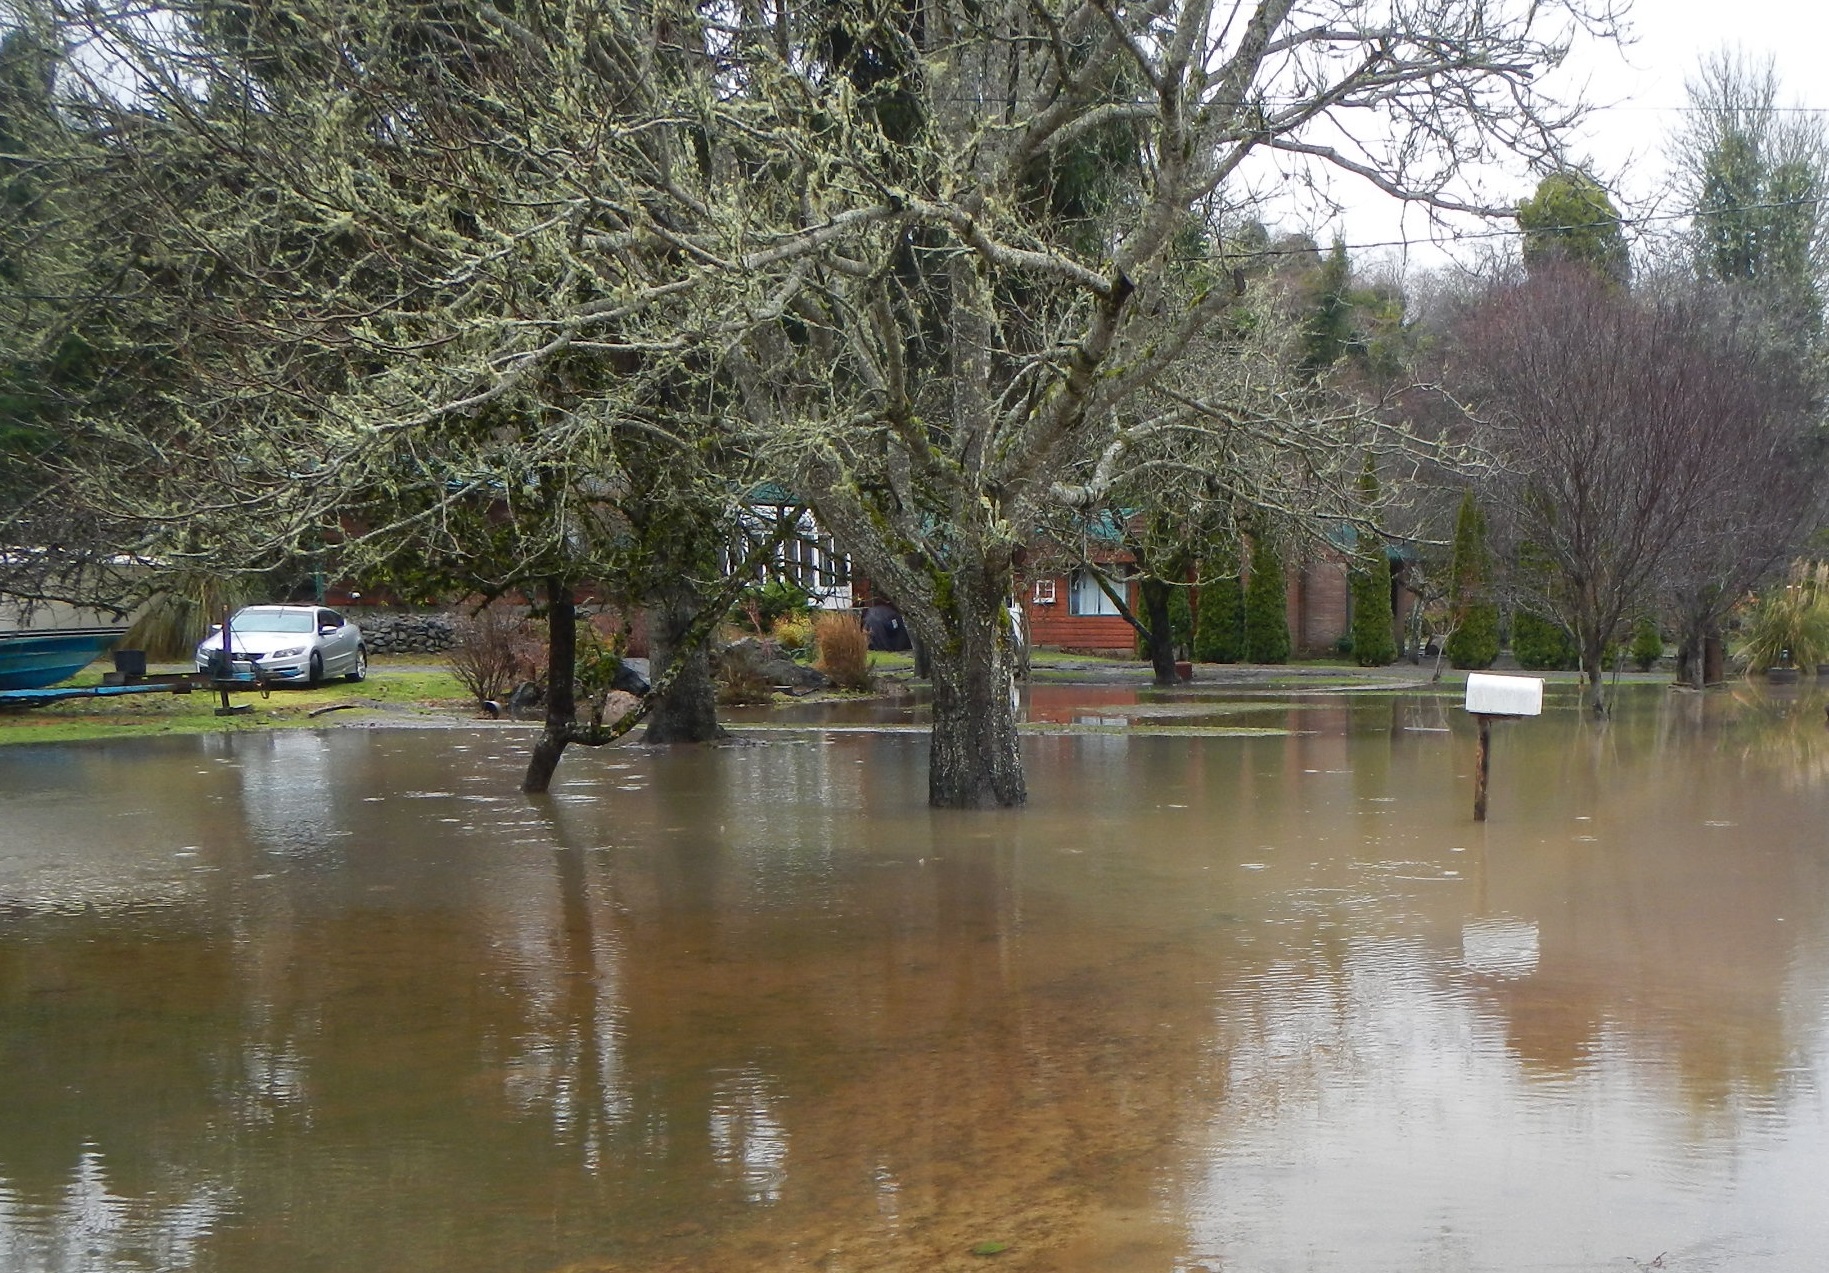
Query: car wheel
307 652 324 688
346 645 368 683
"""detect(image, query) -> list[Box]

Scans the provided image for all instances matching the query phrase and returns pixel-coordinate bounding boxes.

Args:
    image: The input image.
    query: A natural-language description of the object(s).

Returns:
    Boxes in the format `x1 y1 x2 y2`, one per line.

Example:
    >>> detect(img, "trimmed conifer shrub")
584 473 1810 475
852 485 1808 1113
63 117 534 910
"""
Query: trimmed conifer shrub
1349 460 1396 665
1194 570 1245 663
1511 609 1579 670
1168 585 1192 657
1444 491 1500 669
1630 616 1663 672
1244 537 1290 664
1351 550 1397 665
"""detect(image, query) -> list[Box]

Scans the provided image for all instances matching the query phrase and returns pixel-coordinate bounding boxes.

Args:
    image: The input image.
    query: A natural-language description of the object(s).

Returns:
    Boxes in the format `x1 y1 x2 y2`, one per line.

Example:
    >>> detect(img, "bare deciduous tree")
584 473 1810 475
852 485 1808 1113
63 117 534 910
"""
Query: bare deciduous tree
1455 265 1821 712
23 0 1620 805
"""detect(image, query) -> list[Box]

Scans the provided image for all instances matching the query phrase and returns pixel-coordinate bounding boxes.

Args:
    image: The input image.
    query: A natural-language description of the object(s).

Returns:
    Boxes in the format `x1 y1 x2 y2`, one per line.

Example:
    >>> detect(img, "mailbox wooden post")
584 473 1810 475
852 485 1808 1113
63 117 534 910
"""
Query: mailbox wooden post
1472 713 1492 821
1464 673 1543 822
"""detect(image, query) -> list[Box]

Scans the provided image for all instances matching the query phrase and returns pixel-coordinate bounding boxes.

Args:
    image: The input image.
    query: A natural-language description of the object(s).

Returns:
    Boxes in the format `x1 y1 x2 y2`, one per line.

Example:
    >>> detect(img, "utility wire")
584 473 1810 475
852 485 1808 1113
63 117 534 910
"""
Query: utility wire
1182 195 1822 261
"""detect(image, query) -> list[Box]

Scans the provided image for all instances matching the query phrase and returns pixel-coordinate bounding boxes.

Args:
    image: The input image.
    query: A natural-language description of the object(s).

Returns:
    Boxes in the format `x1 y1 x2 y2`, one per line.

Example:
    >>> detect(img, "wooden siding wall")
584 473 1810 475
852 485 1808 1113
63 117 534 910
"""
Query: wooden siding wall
1024 579 1136 653
1024 561 1357 659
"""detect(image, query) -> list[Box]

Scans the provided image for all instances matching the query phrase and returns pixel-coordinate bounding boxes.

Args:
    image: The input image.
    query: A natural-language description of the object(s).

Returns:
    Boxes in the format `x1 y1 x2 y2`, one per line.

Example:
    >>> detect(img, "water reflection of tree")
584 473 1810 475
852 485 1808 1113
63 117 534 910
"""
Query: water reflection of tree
1474 686 1829 1123
0 919 240 1272
1716 682 1829 790
509 806 631 1173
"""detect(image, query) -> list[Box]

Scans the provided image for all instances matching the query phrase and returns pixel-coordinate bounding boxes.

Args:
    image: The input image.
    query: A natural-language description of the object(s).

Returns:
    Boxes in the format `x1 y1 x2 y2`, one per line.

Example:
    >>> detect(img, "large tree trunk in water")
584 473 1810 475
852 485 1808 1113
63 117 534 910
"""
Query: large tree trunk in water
1677 612 1725 690
523 579 579 793
1580 634 1608 716
642 587 726 743
913 567 1025 808
1704 635 1725 686
1138 578 1178 687
927 627 1025 807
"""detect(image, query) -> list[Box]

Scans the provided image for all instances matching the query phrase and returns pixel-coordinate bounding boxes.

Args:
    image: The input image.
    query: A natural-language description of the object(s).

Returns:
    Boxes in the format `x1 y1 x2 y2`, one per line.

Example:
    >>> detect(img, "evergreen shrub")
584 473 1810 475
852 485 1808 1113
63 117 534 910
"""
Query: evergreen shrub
1351 550 1397 666
1195 572 1245 663
1511 610 1578 670
1244 538 1290 664
1629 617 1663 672
1443 491 1500 669
1350 461 1396 666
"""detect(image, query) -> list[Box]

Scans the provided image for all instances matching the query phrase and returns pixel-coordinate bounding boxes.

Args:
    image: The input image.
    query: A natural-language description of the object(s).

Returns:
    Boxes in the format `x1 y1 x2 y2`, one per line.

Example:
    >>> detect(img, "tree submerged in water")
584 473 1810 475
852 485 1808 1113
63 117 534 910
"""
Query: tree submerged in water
21 0 1624 805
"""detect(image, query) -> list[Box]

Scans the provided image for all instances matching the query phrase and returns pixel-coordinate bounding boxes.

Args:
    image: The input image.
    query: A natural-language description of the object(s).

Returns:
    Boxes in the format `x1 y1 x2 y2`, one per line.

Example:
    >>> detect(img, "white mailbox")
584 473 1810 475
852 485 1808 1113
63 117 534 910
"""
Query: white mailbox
1464 673 1543 717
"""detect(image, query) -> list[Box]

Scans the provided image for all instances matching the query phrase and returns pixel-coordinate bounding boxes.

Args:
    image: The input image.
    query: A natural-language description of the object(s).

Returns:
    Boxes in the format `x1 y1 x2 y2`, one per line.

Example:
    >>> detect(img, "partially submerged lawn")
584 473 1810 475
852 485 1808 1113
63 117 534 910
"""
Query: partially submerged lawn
0 647 1652 748
0 659 476 746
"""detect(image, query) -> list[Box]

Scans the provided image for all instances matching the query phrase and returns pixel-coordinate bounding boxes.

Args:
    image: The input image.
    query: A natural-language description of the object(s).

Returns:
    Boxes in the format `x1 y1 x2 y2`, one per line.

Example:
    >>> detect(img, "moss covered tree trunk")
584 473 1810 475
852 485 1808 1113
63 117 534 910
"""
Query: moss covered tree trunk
643 584 725 743
1349 459 1396 666
911 561 1025 809
523 578 579 794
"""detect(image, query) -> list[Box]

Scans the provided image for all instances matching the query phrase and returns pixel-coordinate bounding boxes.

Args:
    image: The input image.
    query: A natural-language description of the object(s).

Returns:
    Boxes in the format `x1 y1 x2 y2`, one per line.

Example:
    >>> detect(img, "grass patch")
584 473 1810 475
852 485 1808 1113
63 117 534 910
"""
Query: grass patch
0 667 474 747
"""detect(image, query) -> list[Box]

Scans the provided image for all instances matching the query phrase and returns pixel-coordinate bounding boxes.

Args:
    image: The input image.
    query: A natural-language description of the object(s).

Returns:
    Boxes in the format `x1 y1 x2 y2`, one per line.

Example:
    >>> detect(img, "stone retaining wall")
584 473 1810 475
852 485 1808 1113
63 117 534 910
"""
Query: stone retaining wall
345 609 455 655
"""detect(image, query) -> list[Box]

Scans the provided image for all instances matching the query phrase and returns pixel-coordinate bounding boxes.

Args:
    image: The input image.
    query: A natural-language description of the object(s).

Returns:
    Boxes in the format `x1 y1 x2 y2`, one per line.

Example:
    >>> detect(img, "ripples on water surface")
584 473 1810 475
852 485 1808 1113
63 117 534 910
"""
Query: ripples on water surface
2 683 1828 1272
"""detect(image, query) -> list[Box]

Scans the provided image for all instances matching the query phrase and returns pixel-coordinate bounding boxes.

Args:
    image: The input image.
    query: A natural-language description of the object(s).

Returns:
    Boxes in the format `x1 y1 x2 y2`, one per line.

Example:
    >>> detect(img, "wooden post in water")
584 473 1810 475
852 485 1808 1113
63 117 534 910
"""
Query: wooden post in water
1473 713 1492 822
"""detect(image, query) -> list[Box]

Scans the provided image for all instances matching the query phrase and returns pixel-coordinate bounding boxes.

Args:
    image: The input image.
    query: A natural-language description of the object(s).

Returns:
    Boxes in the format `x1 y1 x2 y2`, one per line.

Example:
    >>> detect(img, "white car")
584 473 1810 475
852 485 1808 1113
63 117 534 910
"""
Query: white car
196 605 367 686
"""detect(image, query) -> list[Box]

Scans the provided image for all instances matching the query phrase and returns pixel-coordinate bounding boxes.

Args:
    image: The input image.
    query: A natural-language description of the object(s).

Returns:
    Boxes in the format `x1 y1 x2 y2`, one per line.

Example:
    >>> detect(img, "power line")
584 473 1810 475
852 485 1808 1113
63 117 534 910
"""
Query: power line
1177 196 1822 262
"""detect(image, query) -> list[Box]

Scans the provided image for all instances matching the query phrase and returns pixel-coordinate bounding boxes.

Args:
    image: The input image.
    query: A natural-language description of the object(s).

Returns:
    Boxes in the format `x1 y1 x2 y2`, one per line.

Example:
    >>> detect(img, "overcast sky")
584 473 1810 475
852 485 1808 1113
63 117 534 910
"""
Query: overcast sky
1308 0 1829 277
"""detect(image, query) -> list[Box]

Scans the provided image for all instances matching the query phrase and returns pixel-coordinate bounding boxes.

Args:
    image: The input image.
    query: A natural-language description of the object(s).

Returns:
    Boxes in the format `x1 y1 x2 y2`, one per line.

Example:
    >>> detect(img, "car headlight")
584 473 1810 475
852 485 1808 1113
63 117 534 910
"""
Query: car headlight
271 647 305 658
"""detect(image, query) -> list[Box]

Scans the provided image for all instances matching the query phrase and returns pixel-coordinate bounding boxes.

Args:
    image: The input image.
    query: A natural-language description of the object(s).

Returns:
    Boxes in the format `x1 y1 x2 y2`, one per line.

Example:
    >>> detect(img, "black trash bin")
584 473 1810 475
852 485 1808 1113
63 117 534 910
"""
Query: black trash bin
112 649 148 679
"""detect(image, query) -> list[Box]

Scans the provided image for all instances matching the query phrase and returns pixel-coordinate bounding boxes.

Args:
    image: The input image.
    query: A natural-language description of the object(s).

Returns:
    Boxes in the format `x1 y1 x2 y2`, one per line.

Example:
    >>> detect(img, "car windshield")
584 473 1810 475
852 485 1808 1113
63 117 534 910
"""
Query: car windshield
231 610 315 634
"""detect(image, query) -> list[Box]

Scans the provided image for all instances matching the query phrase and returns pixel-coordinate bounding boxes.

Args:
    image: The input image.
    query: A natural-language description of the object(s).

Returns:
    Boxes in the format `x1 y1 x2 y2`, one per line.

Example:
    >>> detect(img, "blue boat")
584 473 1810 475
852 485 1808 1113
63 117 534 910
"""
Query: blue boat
0 626 128 691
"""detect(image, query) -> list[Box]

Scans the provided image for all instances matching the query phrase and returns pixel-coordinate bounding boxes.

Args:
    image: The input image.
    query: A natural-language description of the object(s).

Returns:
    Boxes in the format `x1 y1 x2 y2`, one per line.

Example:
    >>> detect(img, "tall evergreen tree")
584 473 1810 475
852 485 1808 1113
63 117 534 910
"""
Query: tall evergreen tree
1517 170 1630 283
1349 459 1397 665
1244 536 1290 664
1301 237 1355 375
1443 491 1500 669
1674 50 1828 334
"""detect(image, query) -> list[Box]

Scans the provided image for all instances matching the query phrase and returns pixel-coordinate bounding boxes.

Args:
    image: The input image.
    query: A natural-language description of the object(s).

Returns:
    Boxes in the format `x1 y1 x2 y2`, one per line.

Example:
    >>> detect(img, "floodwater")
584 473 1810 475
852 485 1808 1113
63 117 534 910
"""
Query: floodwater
3 681 1828 1272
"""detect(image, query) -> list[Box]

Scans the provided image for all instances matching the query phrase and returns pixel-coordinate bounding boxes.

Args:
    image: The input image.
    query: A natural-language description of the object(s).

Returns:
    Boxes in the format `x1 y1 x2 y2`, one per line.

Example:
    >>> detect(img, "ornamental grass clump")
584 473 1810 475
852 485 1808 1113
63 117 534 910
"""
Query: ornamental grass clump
1736 561 1829 674
815 610 872 691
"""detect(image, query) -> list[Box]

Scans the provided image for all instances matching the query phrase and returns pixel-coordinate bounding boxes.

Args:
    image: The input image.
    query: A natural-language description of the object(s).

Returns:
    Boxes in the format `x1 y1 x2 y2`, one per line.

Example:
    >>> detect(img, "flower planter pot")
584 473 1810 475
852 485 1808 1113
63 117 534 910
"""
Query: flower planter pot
1174 660 1194 682
1765 666 1801 684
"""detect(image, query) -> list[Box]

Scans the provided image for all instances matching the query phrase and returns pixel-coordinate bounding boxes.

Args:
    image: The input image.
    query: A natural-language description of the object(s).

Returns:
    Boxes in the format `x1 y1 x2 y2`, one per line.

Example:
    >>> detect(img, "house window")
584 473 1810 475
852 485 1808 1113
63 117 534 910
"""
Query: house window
1069 569 1124 617
1032 579 1057 605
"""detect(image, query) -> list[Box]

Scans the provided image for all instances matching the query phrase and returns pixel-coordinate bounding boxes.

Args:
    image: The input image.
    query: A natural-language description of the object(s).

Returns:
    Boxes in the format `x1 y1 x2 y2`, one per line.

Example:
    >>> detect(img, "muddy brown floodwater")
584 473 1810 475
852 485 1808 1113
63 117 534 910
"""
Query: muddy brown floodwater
3 682 1829 1273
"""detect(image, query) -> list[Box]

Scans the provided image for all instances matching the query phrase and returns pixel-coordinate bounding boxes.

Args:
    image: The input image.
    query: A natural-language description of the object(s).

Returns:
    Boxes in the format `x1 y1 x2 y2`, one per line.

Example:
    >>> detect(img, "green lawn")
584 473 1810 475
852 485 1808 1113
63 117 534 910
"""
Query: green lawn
0 659 475 746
